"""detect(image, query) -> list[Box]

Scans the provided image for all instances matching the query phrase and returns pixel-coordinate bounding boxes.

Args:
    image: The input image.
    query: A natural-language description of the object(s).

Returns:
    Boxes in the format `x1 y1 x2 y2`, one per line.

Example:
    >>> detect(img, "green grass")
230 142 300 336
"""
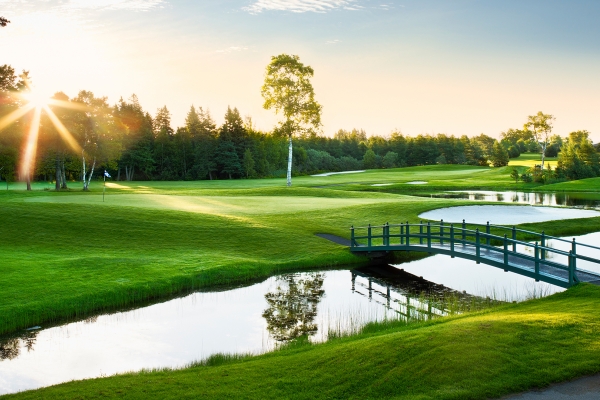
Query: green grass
5 284 600 400
539 177 600 192
508 153 558 169
1 165 599 336
3 164 600 398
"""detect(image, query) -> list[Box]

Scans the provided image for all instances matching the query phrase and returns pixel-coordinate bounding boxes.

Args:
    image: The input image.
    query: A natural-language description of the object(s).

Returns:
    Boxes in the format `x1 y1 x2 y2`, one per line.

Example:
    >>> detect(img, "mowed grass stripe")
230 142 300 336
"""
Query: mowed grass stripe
22 194 404 215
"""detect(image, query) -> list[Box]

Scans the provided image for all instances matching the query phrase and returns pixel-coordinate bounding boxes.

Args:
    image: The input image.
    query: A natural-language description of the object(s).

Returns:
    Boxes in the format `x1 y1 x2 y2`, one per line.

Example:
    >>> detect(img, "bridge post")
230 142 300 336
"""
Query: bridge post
534 242 540 281
406 222 410 246
568 251 574 285
512 226 517 252
475 229 480 263
572 239 577 270
419 221 423 245
351 273 356 292
503 234 508 266
486 221 491 246
427 222 431 249
462 219 466 242
401 223 404 245
350 226 355 248
450 224 455 257
541 231 546 260
440 219 444 246
368 224 372 248
384 222 389 246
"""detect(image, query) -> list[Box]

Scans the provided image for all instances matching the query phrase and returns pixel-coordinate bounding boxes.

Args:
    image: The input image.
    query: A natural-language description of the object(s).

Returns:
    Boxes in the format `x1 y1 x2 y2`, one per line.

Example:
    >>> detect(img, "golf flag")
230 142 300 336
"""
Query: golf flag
104 170 111 178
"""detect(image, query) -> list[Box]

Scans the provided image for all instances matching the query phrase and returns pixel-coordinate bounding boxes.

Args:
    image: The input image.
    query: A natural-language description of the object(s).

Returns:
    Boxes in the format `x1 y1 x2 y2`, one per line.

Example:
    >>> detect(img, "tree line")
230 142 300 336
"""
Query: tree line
0 64 598 188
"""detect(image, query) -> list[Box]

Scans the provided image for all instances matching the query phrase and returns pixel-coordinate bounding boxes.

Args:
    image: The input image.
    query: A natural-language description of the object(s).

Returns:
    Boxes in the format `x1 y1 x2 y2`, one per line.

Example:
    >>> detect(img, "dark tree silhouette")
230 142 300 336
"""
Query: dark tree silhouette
0 17 10 27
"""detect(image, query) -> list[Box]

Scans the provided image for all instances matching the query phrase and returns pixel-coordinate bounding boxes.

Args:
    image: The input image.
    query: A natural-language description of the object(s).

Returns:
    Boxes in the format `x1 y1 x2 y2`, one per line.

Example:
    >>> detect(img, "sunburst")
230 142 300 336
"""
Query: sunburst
0 83 85 185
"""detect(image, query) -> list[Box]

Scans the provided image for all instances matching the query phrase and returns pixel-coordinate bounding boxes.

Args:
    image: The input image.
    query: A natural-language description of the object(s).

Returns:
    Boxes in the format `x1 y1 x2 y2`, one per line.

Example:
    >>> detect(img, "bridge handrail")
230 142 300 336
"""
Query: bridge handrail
353 234 573 272
352 220 600 253
350 220 591 286
352 229 573 257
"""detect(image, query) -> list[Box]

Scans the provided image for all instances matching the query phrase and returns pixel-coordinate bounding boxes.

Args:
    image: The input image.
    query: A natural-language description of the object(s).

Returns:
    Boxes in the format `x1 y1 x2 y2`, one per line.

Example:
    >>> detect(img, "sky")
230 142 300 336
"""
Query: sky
2 0 600 140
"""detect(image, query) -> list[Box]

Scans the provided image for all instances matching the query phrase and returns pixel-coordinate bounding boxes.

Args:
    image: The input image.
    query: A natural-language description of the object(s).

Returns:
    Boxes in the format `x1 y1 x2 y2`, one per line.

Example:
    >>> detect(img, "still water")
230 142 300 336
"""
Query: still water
425 191 600 208
0 250 569 395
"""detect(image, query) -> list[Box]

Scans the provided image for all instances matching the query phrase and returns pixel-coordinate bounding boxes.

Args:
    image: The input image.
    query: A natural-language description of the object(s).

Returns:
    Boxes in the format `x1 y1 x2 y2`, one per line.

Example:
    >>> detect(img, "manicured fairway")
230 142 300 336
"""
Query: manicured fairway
1 165 599 335
23 194 405 216
2 165 600 399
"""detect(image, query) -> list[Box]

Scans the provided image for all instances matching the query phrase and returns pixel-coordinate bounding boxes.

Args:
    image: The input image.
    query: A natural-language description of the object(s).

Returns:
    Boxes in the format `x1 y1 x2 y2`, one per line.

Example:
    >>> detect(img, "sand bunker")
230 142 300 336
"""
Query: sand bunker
405 181 428 185
419 205 600 225
371 183 393 186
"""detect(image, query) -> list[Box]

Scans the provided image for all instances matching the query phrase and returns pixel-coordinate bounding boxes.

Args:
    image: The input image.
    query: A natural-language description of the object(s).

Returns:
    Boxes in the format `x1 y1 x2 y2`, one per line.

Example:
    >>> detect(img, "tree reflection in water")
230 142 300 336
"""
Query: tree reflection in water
262 273 325 342
0 331 38 361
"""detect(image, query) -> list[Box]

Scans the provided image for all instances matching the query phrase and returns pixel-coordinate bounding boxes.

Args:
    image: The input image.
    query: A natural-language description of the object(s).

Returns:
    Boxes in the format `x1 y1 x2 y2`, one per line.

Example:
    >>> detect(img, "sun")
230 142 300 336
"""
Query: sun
0 84 85 189
21 89 51 108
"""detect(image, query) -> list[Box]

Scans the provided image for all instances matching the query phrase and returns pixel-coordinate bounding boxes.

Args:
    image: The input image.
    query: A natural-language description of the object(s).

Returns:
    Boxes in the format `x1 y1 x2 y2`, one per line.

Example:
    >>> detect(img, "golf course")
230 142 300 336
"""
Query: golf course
2 161 600 398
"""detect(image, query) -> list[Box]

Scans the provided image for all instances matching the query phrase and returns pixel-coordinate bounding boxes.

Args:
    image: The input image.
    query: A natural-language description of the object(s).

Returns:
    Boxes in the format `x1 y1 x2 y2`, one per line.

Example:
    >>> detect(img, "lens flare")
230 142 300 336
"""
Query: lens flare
20 106 42 180
0 103 35 132
0 87 93 186
21 90 50 108
43 105 82 153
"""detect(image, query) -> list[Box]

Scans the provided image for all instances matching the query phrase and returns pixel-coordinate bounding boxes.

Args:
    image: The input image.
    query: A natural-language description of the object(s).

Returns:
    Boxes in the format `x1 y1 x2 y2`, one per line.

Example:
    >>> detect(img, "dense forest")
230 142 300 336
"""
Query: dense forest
0 65 598 188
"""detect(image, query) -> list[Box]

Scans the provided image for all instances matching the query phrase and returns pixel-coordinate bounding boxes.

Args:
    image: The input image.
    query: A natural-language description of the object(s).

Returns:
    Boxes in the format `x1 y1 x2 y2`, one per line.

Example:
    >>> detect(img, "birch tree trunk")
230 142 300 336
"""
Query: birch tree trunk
287 136 293 187
540 142 547 171
82 152 86 190
85 158 96 190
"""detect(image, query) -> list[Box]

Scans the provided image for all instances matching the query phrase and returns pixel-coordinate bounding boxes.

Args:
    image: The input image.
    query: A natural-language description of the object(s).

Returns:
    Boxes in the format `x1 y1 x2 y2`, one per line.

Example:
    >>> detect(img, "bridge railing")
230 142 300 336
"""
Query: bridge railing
350 221 586 285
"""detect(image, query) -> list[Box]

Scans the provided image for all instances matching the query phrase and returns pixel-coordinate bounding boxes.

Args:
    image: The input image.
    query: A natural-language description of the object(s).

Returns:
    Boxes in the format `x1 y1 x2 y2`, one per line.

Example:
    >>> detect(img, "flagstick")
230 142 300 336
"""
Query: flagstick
103 174 106 202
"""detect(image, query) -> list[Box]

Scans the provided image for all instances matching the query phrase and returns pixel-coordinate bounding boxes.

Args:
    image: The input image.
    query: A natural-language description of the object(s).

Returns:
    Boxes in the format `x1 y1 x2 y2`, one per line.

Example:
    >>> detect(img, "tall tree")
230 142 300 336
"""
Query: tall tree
490 141 509 167
0 17 9 27
153 106 175 179
71 91 122 190
524 111 555 171
115 95 155 180
262 54 322 186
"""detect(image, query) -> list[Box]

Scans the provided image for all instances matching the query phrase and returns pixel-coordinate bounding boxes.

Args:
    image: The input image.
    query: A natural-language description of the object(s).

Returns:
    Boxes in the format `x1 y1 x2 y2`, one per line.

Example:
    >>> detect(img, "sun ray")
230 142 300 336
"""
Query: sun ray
20 106 42 180
0 103 36 132
43 105 82 154
47 98 90 112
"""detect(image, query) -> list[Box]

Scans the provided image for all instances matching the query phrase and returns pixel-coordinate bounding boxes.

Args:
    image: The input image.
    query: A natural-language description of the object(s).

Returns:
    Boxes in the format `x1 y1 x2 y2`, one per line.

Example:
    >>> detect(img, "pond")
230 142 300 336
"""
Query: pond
419 205 600 225
423 191 600 208
1 240 575 396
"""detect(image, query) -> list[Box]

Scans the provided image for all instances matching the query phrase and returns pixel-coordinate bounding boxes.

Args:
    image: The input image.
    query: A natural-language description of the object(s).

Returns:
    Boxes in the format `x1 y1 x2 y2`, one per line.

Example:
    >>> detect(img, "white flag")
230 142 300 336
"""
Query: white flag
104 170 111 178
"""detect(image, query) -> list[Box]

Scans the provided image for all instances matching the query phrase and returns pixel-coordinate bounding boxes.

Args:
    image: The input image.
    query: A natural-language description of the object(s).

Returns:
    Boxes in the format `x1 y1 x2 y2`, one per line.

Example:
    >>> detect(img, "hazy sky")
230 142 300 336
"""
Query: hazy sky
2 0 599 139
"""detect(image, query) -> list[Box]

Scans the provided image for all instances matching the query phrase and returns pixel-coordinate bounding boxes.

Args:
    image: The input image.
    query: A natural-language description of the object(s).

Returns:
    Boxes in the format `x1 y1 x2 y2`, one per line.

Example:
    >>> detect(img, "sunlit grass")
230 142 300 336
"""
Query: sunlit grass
508 152 558 169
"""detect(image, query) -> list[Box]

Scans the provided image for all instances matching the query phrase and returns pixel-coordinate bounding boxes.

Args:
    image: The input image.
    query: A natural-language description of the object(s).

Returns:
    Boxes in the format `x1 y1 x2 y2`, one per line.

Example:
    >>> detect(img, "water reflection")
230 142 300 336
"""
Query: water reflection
350 265 498 323
0 331 38 361
0 258 567 395
263 273 325 341
424 191 600 208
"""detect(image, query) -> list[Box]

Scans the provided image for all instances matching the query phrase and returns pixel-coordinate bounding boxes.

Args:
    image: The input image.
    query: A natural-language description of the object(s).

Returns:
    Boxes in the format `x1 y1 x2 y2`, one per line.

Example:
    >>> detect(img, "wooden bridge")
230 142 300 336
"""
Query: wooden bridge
350 221 600 288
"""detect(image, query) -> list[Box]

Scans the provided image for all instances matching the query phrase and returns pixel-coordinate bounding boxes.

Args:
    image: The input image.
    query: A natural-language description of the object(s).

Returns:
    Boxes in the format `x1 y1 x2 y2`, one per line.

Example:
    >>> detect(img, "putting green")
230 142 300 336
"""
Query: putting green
23 194 403 216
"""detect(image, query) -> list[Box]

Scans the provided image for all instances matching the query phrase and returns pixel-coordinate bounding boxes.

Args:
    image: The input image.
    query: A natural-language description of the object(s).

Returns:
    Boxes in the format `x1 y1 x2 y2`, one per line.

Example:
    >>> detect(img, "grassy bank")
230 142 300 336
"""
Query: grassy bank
1 165 599 335
5 284 600 399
